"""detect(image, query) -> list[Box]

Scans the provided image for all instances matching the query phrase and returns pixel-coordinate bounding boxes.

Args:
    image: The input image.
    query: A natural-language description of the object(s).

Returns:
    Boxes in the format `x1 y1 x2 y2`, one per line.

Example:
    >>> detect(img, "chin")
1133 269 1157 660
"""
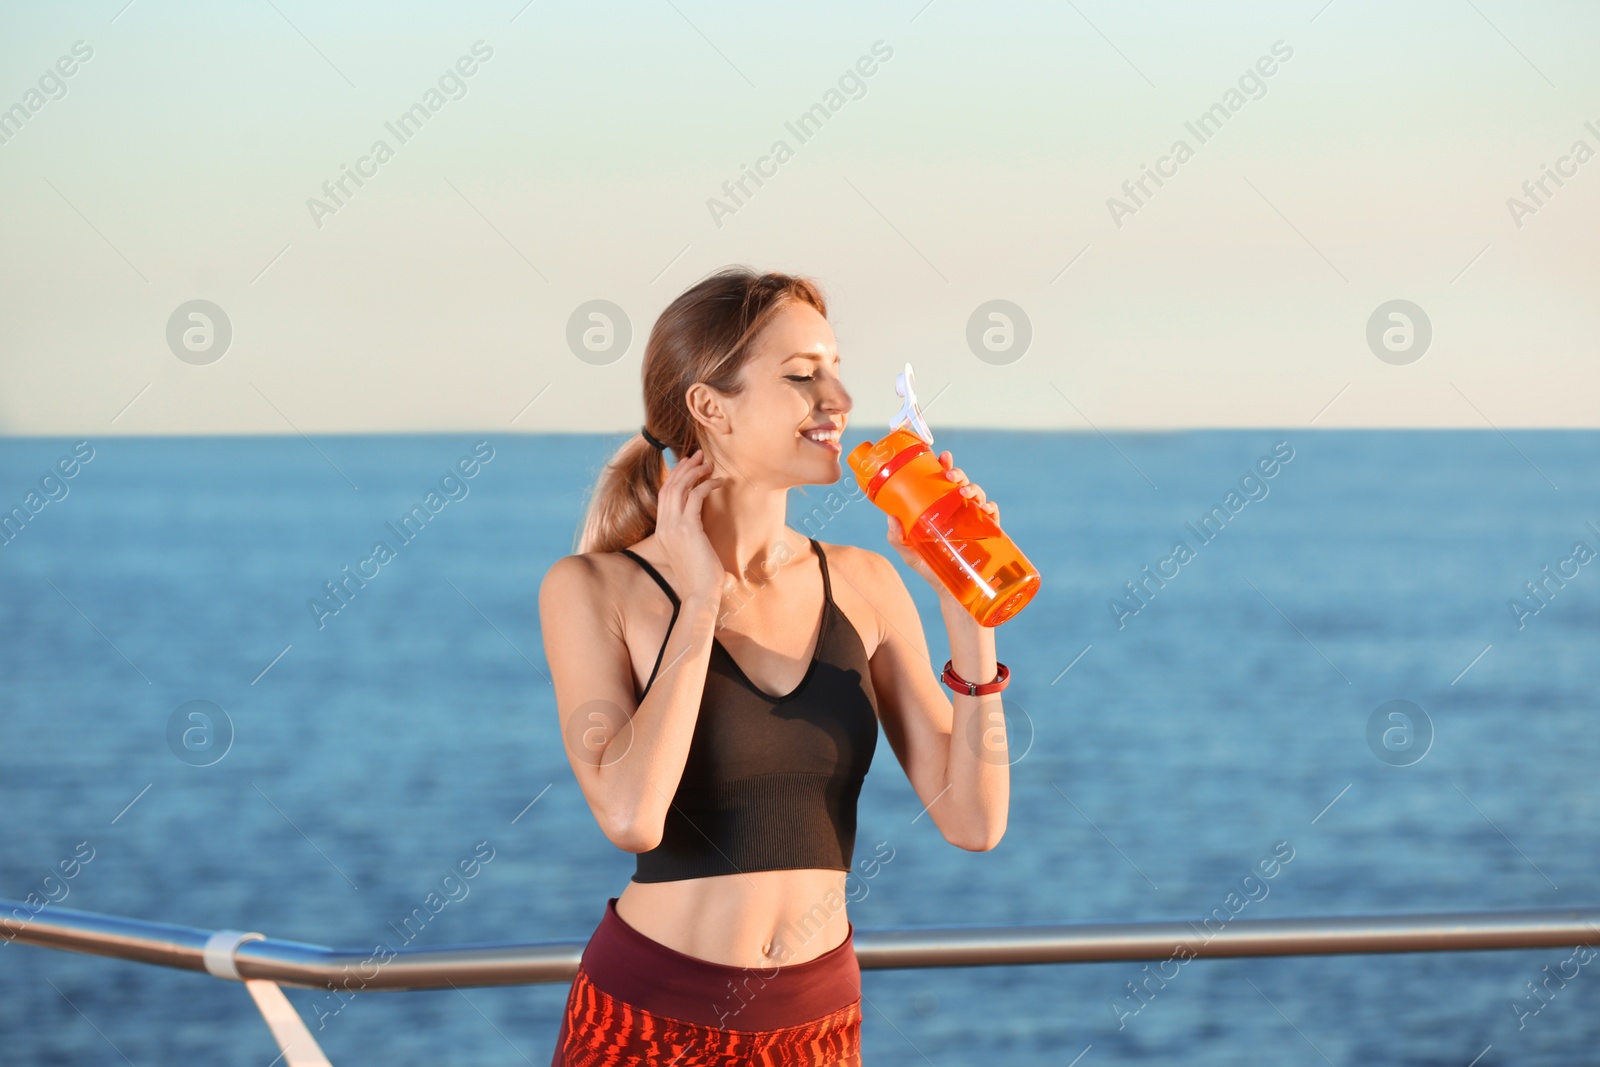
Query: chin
809 459 840 480
789 456 838 487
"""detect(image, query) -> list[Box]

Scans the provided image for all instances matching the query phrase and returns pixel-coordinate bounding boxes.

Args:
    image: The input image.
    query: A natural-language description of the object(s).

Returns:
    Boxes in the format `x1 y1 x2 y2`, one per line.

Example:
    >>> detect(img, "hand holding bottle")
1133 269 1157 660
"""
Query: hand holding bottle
848 363 1040 627
885 450 1000 596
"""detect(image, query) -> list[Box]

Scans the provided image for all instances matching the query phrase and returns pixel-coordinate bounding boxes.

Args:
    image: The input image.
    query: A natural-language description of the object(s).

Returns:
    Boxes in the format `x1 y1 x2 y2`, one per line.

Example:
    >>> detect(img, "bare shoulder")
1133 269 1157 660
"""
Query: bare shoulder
539 551 598 601
814 539 912 654
538 549 647 703
817 539 898 590
539 549 632 622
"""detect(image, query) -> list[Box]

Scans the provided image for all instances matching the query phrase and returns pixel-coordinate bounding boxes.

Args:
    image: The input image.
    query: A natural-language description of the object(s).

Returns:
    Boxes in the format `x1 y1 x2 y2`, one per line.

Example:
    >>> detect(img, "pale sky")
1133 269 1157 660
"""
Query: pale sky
1 0 1596 435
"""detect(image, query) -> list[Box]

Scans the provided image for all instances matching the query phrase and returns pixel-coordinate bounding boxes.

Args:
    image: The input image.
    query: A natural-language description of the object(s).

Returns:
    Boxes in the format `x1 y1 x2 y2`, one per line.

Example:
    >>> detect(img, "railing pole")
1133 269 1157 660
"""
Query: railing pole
5 897 1599 991
195 926 334 1064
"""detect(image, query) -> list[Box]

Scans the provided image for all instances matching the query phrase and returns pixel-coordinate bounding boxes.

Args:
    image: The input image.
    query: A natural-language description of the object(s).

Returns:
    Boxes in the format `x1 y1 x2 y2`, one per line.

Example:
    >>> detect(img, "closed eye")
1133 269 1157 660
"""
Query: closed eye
785 374 815 382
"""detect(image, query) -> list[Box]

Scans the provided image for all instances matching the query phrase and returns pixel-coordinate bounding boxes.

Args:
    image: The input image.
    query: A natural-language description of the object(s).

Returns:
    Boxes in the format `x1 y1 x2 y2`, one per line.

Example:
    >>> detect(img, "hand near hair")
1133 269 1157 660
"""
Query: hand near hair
653 450 727 604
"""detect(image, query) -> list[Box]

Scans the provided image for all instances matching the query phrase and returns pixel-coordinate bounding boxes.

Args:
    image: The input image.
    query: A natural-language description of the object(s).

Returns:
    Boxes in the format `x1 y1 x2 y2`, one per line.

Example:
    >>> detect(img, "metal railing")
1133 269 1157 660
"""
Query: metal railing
7 897 1599 1063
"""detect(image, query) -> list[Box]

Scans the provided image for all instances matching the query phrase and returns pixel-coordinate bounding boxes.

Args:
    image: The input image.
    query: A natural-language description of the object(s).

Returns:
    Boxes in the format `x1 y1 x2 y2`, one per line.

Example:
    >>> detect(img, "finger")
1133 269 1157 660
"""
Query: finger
659 454 695 508
668 478 719 531
683 472 723 510
661 455 711 518
671 451 703 481
673 453 713 490
939 451 952 468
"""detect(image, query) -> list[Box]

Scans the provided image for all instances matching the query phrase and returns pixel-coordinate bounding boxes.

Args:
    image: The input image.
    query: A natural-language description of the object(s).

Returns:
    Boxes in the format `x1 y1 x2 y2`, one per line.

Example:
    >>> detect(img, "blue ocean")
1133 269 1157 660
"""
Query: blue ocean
2 430 1596 1065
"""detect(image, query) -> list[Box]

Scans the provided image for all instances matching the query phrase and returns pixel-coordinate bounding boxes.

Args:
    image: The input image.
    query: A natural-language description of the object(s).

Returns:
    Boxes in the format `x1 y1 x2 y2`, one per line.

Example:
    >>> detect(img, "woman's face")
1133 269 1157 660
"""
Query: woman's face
697 299 853 488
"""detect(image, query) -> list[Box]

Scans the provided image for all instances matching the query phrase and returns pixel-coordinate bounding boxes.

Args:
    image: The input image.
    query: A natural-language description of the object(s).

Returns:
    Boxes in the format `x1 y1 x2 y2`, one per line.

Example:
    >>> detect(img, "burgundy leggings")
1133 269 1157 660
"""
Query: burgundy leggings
550 897 862 1066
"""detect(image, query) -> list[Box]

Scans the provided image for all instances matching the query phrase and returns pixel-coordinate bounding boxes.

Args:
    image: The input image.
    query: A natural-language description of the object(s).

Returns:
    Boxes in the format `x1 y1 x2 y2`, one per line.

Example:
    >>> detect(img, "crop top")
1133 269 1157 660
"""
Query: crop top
618 537 880 883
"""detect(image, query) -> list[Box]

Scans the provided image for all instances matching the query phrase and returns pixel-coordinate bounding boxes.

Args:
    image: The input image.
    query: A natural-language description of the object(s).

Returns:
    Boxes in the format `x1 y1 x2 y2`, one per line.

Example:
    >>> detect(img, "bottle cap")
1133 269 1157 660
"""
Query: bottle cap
889 362 934 446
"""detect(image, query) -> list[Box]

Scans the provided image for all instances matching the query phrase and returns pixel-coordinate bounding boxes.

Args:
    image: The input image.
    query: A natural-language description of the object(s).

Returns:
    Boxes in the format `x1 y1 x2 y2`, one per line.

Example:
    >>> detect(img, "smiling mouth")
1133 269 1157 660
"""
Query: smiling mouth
800 427 842 453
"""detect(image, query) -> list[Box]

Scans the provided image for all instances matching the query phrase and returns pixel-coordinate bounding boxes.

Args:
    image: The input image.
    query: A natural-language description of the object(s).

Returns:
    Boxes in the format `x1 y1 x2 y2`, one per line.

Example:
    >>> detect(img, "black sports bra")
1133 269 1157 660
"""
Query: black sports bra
618 537 880 883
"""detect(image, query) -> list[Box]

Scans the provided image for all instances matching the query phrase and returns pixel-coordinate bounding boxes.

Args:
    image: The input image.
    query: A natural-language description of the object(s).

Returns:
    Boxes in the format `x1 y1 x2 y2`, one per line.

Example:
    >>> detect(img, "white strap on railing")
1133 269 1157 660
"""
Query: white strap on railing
201 928 265 980
244 979 335 1067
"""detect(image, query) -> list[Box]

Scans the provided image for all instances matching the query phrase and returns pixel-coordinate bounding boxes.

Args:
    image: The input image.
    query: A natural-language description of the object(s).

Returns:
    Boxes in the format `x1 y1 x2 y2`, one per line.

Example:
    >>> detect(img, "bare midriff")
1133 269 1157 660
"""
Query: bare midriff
614 867 852 968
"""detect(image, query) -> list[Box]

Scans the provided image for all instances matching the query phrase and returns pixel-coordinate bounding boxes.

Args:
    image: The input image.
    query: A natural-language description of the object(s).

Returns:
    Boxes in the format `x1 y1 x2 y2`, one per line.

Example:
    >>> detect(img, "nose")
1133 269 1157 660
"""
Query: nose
820 376 851 419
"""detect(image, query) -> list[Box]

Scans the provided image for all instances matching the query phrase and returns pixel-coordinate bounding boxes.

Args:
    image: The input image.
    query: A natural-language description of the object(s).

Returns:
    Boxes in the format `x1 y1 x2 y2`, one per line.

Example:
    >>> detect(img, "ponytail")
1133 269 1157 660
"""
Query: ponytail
573 434 668 555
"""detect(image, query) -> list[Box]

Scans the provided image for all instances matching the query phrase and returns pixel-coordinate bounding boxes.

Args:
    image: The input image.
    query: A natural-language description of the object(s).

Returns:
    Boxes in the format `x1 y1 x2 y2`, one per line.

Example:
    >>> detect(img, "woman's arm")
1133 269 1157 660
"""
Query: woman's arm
858 548 1010 851
539 554 720 852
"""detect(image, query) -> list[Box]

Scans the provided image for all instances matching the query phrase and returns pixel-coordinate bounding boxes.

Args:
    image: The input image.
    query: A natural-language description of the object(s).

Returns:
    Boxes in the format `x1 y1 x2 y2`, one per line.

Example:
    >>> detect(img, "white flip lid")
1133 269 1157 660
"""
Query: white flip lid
888 362 934 446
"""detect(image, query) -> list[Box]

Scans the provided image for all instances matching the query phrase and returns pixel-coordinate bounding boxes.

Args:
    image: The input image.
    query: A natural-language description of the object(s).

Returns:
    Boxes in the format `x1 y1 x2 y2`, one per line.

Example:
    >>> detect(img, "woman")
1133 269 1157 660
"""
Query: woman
539 266 1010 1065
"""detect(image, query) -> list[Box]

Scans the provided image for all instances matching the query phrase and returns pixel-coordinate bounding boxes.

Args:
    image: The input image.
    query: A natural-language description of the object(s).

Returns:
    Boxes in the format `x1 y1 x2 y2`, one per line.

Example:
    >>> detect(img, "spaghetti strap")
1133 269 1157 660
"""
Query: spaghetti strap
619 548 680 608
619 548 680 696
620 539 829 699
808 537 834 607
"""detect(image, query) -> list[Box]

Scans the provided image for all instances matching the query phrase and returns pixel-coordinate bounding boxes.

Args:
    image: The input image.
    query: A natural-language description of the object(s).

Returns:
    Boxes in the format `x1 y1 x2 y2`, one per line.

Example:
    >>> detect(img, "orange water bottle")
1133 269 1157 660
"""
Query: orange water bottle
847 363 1041 627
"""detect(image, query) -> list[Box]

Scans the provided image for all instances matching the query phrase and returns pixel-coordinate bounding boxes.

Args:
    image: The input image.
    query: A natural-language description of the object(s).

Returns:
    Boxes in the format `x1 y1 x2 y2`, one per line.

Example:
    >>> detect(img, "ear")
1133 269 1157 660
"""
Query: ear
684 381 731 440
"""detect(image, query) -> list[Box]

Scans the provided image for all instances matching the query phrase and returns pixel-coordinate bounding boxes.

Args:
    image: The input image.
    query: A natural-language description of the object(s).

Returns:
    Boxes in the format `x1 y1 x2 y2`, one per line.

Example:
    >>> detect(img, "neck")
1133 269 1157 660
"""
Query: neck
697 476 801 588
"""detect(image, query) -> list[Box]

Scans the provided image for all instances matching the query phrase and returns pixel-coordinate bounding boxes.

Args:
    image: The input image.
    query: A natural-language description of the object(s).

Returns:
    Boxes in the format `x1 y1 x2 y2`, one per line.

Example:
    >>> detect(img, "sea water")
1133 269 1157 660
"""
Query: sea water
1 429 1595 1064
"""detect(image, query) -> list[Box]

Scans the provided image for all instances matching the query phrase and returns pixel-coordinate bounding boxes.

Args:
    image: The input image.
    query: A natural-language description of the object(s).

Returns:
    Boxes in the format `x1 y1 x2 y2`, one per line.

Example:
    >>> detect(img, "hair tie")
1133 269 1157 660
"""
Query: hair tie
640 426 669 452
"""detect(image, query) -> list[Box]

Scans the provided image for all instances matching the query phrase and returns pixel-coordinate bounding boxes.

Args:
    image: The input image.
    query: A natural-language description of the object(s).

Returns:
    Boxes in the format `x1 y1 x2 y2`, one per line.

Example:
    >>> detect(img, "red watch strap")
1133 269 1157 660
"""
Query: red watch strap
941 659 1009 696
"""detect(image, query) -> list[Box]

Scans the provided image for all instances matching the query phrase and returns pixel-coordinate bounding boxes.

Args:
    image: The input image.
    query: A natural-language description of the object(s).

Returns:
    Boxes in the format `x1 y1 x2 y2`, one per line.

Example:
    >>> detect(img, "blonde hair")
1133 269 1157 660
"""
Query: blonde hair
574 266 828 555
